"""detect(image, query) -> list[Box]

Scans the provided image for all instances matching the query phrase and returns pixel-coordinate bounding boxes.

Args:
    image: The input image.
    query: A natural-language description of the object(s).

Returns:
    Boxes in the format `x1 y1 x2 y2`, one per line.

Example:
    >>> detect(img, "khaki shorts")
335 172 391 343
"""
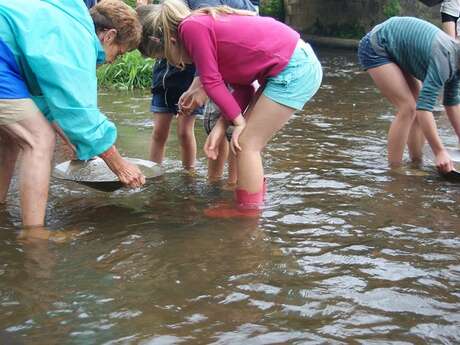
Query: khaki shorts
0 98 40 125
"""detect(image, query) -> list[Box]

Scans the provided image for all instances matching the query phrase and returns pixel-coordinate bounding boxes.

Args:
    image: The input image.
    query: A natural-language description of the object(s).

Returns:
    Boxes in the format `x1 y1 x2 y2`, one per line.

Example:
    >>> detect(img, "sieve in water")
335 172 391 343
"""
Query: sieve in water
53 157 163 192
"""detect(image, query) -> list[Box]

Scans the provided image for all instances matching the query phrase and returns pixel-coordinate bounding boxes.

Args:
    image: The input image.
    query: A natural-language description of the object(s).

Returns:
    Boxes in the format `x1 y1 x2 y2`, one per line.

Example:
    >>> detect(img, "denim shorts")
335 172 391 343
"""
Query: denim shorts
358 32 392 71
263 40 322 110
150 60 203 115
151 91 203 115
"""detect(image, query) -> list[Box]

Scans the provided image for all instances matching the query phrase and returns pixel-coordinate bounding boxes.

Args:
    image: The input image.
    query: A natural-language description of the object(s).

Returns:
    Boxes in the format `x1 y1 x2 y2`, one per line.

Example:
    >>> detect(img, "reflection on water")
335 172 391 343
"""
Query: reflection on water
1 49 460 344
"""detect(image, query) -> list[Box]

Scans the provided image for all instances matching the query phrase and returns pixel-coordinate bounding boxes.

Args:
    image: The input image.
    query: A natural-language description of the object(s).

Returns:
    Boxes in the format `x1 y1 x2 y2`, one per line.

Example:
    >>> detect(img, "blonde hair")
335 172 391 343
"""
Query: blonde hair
91 0 142 51
137 0 255 68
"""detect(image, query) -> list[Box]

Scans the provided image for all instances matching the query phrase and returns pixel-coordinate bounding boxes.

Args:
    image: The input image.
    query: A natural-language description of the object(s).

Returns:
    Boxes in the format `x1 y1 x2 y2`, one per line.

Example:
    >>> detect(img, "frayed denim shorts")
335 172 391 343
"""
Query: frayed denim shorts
263 40 323 110
358 32 392 71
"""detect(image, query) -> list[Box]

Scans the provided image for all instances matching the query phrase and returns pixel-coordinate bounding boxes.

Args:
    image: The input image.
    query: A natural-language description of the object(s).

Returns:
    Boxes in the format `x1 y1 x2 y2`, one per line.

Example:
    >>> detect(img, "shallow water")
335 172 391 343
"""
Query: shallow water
1 49 460 344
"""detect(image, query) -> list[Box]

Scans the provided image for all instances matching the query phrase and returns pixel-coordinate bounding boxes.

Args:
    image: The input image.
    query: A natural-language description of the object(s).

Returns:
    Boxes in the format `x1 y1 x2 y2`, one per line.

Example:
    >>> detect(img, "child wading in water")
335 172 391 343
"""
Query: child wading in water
358 17 460 173
136 0 256 173
137 0 257 184
138 0 322 217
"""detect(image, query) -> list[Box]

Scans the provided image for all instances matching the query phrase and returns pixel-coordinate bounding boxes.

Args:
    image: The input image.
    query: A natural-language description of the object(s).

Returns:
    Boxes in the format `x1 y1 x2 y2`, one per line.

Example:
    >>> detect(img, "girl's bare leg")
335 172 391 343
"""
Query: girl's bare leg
149 112 173 164
207 138 228 182
403 73 425 162
176 114 196 170
237 95 295 193
368 63 418 166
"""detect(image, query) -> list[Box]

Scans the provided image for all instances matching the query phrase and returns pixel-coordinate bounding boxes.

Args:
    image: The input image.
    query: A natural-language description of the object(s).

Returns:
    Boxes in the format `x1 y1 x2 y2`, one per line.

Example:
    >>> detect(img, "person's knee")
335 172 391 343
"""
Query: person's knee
37 123 55 152
238 134 263 153
23 126 56 159
177 126 194 144
398 102 417 120
152 127 168 144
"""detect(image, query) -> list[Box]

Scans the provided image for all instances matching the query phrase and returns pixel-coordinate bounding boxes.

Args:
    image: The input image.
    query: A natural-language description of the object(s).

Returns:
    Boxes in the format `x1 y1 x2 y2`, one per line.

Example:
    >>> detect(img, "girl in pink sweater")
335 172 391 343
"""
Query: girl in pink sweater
139 0 322 217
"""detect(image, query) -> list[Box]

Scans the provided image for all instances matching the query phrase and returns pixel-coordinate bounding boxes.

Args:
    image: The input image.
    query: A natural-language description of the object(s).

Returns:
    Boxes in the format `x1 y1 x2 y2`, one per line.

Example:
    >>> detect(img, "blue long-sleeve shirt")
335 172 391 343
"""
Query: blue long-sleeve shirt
185 0 256 11
82 0 97 9
0 0 116 160
370 16 460 111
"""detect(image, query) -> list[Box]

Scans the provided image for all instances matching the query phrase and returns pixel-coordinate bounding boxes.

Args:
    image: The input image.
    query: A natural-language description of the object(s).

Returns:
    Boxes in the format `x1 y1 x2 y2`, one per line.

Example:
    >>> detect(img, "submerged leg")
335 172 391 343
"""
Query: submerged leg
3 106 55 226
368 63 418 167
0 132 19 203
149 112 173 164
176 113 196 170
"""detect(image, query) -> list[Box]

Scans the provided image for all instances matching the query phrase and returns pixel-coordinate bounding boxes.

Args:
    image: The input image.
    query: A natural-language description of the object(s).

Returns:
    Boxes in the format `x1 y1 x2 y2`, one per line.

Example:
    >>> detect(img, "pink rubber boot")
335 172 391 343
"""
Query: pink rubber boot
204 179 266 218
235 188 264 208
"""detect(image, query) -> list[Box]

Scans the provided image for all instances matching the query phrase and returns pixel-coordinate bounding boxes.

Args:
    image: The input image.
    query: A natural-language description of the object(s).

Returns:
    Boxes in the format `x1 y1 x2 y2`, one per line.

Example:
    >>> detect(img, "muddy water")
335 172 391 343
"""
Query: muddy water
1 49 460 344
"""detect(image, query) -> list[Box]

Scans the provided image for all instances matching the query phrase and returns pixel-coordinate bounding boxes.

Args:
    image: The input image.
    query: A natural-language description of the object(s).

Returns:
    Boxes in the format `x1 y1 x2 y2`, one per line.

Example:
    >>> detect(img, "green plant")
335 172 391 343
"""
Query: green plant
97 50 154 90
260 0 285 21
123 0 136 8
383 0 401 18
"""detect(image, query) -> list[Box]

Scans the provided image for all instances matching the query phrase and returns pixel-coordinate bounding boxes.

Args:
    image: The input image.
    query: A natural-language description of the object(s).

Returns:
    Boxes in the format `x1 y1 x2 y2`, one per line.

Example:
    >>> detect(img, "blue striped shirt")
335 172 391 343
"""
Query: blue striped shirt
370 16 460 111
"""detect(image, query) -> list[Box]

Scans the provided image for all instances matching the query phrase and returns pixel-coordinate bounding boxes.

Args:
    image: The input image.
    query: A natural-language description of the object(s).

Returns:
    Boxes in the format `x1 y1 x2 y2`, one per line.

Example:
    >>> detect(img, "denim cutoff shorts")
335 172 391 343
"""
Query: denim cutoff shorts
263 39 323 110
358 32 392 71
150 60 203 115
151 91 203 116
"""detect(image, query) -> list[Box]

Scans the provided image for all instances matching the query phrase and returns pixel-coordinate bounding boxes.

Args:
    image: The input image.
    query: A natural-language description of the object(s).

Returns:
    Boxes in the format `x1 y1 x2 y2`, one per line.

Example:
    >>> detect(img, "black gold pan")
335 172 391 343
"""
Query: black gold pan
440 147 460 182
441 170 460 182
53 157 163 192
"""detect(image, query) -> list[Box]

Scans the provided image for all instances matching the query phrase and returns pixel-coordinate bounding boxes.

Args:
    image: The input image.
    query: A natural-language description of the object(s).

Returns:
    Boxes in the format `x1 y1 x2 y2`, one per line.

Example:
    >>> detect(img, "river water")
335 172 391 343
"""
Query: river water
1 49 460 344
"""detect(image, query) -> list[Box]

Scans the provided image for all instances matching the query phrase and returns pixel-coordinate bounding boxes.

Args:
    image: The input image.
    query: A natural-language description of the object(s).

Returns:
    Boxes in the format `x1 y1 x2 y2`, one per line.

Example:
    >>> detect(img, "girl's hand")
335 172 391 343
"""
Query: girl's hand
204 118 226 160
230 115 246 155
178 87 208 116
178 77 208 116
435 149 454 173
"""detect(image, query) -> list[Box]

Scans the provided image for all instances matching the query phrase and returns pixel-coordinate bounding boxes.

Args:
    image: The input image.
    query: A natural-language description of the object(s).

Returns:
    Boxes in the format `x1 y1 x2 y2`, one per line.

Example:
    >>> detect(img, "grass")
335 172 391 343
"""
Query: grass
97 50 154 90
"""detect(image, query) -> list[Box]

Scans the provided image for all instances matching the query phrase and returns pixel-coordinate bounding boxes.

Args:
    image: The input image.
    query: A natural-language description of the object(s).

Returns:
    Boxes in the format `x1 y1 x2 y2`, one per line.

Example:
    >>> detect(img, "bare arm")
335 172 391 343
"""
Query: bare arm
444 105 460 144
417 110 454 172
99 146 145 188
178 76 209 116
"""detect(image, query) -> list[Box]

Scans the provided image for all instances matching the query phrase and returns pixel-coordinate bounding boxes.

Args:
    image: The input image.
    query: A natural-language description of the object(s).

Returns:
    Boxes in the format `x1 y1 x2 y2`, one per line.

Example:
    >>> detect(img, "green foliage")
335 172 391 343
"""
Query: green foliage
383 0 401 17
123 0 136 8
313 19 365 39
260 0 285 21
97 50 154 90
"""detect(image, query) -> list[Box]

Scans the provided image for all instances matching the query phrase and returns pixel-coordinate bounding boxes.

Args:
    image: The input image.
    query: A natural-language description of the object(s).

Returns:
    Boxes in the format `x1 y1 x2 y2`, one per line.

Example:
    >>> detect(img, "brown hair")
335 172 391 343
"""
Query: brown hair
91 0 142 50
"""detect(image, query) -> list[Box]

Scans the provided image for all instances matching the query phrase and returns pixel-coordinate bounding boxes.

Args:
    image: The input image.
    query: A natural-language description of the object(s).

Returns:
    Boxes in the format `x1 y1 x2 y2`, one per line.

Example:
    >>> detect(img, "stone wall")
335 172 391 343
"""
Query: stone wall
284 0 441 38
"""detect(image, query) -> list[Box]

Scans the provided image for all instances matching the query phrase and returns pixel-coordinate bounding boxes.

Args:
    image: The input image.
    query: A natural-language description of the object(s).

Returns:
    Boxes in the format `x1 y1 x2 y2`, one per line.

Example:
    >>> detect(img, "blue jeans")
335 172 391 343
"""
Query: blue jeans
358 32 392 71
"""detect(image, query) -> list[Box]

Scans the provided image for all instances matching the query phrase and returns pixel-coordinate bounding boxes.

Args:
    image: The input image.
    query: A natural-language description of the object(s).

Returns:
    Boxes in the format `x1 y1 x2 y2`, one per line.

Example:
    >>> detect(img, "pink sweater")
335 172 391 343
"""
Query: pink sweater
178 14 300 121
